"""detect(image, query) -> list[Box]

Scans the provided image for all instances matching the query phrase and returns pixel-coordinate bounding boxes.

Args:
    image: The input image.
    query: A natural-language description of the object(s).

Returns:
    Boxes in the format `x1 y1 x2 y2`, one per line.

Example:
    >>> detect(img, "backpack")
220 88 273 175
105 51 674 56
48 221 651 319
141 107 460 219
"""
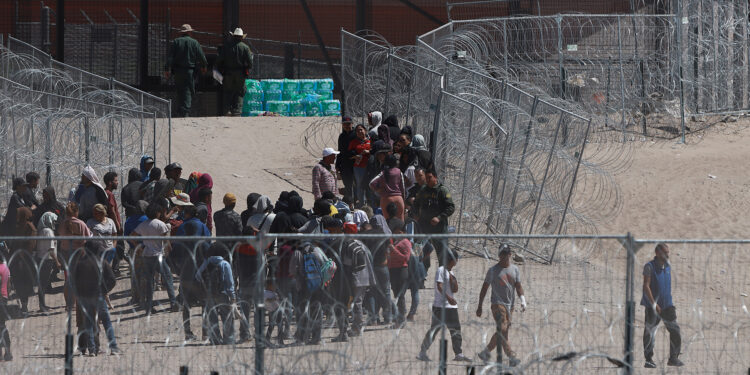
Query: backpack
343 240 367 273
203 261 225 296
303 244 324 292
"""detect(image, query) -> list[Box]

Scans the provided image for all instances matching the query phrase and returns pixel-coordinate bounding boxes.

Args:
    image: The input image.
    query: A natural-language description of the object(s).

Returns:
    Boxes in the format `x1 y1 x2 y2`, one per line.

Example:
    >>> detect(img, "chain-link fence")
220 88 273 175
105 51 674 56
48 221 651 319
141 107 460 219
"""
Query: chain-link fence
420 6 750 141
340 30 622 262
0 233 746 374
0 36 171 214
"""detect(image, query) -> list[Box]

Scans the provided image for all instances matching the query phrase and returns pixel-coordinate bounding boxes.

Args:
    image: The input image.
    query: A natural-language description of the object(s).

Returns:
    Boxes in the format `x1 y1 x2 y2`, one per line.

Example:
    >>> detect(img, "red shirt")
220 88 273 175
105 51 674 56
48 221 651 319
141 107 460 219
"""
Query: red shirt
348 138 371 168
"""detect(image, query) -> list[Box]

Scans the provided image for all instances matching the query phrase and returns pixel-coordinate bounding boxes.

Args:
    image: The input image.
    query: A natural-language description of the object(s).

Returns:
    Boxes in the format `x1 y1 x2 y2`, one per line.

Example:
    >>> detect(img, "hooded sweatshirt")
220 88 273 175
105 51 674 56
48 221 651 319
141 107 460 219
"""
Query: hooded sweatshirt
139 155 153 182
32 186 65 227
74 166 109 222
122 168 144 218
367 111 383 140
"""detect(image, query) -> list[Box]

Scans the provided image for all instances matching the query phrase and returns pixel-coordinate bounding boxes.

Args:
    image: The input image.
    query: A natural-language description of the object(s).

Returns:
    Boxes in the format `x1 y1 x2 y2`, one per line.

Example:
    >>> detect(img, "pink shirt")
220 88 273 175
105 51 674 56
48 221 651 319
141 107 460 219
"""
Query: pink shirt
0 263 10 298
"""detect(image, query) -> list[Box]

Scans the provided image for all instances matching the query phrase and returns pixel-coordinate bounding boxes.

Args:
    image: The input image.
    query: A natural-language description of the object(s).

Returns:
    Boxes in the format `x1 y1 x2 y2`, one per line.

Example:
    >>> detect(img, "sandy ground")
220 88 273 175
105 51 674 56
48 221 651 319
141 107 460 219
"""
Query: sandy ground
1 116 749 374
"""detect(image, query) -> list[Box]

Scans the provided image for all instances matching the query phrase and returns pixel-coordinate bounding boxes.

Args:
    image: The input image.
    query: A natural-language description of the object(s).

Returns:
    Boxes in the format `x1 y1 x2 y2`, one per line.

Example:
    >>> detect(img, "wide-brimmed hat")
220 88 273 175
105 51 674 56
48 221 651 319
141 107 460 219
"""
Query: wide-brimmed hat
170 193 193 206
178 24 194 33
230 28 247 38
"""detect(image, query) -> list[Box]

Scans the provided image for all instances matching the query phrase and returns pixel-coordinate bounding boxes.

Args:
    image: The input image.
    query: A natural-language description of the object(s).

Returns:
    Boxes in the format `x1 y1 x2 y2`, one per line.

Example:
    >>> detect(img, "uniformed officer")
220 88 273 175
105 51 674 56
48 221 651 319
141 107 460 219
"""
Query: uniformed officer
215 28 254 116
413 169 455 271
165 24 207 117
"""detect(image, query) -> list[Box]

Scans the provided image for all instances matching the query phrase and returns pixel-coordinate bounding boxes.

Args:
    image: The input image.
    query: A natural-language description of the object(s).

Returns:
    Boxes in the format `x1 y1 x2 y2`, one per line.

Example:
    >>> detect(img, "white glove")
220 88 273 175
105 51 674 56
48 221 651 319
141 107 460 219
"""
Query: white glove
519 295 527 312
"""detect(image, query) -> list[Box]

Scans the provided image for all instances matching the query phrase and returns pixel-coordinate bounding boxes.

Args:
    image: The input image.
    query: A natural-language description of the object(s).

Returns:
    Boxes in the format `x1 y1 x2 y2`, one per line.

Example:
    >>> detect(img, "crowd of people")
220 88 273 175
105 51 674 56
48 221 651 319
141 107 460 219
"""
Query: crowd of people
0 112 534 368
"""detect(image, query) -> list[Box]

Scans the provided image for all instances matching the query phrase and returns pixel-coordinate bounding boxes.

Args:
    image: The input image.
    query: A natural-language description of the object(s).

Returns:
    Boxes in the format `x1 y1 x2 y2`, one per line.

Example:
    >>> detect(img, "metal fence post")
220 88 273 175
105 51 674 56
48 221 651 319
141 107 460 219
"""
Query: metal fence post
361 42 367 124
254 232 266 375
404 62 417 129
152 112 157 163
429 91 444 172
623 232 639 375
503 97 538 234
384 48 393 115
456 106 475 235
550 119 591 263
617 16 627 140
168 100 173 164
524 110 564 248
45 117 52 186
556 15 565 100
84 115 90 164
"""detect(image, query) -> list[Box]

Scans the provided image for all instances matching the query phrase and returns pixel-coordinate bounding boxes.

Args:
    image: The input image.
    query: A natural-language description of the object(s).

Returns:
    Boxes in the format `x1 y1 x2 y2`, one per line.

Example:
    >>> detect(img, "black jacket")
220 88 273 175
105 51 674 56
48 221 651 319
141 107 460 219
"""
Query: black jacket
122 168 144 218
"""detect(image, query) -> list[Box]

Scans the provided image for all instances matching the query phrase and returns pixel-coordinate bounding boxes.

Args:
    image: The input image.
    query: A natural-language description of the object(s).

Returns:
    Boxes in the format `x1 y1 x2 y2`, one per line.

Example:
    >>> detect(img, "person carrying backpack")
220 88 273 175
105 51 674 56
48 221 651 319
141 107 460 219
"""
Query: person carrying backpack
340 225 375 337
290 241 329 345
196 243 236 345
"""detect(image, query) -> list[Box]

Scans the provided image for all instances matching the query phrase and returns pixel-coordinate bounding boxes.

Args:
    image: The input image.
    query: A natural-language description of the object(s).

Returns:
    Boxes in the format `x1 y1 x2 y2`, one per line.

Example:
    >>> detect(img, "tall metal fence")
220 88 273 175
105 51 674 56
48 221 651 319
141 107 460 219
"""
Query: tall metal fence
340 30 623 263
0 35 171 214
0 233 747 374
418 7 750 141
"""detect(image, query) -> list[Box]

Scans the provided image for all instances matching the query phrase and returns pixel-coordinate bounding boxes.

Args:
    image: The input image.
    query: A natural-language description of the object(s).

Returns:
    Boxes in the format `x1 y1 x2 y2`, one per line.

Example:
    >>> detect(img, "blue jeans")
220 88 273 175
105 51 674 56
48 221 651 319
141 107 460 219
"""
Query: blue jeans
143 256 177 312
353 166 367 205
367 265 392 323
97 297 118 349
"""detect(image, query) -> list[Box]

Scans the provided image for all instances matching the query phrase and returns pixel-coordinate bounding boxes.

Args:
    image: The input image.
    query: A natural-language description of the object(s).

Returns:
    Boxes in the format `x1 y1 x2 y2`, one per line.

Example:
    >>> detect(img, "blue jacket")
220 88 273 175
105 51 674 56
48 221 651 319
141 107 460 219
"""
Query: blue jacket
176 217 210 237
196 256 235 300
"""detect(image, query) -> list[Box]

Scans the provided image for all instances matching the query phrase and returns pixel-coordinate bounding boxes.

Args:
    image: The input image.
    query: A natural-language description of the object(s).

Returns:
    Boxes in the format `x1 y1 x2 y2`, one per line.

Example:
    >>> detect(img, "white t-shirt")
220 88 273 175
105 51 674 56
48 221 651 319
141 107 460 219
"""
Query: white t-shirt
433 266 457 309
134 218 170 257
35 227 57 260
87 217 117 249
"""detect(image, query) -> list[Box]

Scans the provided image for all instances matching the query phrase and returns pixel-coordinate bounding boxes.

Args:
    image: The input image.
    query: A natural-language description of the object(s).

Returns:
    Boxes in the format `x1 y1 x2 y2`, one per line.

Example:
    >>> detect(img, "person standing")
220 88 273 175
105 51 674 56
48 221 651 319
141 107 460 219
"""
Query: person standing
164 162 188 194
213 193 243 248
416 253 471 362
215 28 253 116
165 24 207 117
413 169 455 270
642 243 683 368
1 178 29 236
131 203 179 315
476 245 526 366
0 256 12 361
9 207 37 315
103 172 125 273
336 117 356 198
74 166 109 223
348 124 371 206
369 154 406 220
35 212 61 312
312 148 339 200
387 218 411 328
86 204 118 265
22 172 41 209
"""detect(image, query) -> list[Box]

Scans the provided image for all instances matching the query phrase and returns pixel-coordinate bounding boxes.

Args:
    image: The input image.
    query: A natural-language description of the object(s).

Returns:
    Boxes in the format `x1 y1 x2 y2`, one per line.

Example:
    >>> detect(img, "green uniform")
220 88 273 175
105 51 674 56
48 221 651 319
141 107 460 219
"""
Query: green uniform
167 35 207 117
414 183 455 267
215 39 253 115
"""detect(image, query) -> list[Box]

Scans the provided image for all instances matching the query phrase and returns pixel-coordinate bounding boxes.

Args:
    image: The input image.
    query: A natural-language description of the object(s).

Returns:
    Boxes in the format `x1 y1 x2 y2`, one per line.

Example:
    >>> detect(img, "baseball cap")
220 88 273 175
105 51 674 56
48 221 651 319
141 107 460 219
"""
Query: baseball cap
499 244 512 257
165 162 182 171
169 193 193 206
144 156 155 164
342 116 353 124
322 147 340 158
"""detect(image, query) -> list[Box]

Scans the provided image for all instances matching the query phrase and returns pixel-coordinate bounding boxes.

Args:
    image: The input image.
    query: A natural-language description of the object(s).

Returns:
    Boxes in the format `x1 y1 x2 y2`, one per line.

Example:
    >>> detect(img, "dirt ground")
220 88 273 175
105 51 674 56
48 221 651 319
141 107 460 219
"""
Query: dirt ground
1 116 749 374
